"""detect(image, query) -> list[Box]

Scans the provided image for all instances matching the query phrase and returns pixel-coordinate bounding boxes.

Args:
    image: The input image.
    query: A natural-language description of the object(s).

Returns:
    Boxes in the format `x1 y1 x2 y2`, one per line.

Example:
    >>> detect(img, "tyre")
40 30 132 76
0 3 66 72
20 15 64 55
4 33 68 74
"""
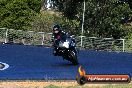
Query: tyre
68 50 78 65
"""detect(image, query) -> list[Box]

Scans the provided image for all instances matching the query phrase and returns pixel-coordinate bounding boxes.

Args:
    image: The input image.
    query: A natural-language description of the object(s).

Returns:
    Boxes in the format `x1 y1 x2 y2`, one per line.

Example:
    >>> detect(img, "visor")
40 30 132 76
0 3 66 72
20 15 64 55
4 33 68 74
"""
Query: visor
54 28 60 32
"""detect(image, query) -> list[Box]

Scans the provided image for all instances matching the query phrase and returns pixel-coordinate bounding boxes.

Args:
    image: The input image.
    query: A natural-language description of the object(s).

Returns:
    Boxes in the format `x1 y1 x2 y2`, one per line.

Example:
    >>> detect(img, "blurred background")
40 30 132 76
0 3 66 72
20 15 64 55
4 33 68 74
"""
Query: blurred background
0 0 132 52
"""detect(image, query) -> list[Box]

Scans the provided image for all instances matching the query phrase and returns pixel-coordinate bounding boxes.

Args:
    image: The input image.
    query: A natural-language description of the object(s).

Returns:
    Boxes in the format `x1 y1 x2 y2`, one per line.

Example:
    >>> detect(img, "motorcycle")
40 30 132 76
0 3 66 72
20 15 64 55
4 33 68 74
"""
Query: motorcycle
53 35 79 65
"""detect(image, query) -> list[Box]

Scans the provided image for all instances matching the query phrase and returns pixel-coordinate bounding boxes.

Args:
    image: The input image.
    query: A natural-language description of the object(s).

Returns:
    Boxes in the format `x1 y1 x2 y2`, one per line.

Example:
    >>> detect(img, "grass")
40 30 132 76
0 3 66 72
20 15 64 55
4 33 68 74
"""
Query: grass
44 84 132 88
45 85 61 88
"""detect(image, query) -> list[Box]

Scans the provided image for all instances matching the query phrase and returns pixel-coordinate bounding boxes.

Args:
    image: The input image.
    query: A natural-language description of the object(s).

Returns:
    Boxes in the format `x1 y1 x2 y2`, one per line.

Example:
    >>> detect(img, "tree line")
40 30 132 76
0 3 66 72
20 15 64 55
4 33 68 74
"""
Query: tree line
0 0 132 39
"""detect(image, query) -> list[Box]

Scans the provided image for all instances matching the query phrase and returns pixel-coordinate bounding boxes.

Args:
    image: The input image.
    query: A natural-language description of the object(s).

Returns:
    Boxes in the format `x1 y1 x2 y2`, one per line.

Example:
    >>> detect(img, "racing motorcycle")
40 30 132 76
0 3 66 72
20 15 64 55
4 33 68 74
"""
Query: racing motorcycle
53 35 78 65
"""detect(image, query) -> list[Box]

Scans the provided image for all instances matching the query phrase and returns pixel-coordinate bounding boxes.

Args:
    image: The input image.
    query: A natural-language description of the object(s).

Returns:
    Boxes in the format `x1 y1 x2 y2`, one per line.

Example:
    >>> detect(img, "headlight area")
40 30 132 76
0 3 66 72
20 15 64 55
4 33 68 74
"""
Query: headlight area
63 42 69 48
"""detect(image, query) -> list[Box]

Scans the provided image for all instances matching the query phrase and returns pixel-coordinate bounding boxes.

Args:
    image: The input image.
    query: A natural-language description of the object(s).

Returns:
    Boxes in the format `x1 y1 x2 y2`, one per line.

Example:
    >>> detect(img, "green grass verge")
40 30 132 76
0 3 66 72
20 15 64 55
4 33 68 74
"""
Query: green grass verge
44 83 132 88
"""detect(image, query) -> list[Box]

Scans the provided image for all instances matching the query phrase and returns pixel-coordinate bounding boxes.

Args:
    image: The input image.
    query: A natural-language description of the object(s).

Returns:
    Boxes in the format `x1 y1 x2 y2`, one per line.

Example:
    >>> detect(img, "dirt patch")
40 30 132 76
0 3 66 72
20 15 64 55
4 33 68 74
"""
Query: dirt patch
1 80 131 88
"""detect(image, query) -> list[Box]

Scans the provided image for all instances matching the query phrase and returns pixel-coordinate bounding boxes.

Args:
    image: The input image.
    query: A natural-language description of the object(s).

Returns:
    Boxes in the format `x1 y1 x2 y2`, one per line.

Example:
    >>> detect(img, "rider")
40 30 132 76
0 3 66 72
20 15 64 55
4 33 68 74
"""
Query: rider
52 24 77 56
52 24 66 56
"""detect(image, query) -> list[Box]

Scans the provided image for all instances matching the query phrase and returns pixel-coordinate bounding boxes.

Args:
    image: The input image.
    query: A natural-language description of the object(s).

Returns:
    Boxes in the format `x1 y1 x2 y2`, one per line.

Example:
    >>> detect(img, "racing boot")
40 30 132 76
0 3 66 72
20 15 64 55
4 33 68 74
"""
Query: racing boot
53 50 57 56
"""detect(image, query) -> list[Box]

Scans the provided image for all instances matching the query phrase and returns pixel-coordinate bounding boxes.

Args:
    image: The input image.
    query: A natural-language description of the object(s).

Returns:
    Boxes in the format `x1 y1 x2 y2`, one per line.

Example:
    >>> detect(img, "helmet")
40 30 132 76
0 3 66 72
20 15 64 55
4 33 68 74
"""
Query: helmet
53 24 60 31
53 24 61 34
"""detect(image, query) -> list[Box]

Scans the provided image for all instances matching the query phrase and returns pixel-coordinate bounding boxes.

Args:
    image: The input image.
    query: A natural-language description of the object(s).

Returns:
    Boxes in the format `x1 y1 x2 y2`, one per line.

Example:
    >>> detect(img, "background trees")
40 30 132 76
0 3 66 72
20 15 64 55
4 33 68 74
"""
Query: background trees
0 0 41 30
0 0 132 39
50 0 132 38
83 0 132 38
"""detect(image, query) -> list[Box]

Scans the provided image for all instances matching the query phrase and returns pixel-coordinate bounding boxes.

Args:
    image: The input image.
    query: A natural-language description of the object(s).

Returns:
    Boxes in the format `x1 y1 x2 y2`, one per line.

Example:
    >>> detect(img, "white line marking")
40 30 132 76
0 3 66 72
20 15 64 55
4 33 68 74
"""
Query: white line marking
0 62 9 70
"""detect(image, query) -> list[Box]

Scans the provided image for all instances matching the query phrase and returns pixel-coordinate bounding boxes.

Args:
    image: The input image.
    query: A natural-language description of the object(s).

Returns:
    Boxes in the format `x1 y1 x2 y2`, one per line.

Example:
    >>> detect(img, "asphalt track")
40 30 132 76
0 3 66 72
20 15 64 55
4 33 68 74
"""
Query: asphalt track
0 44 132 80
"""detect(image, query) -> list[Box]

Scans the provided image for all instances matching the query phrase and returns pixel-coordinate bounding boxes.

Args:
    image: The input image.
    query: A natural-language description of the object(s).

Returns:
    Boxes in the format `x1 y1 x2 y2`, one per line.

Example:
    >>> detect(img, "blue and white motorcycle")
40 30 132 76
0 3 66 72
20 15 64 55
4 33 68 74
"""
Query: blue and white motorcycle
54 35 78 65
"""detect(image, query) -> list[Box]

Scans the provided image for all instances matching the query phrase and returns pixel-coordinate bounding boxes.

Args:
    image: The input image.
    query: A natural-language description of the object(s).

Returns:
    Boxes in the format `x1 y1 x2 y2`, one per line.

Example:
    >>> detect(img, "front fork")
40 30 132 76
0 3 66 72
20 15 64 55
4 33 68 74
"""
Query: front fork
53 46 78 56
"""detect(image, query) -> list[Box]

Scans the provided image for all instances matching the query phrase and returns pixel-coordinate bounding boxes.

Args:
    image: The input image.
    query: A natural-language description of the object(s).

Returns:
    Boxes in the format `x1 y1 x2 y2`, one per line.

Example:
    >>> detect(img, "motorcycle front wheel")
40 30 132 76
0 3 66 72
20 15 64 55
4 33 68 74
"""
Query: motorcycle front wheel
67 50 79 65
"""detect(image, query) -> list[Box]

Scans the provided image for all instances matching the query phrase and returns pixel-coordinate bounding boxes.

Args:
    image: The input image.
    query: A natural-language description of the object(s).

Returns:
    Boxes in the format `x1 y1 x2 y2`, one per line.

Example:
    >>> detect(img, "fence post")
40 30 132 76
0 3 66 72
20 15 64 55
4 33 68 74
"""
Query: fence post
122 39 125 52
5 29 8 43
42 33 45 45
17 30 23 44
117 39 125 52
80 36 85 47
38 32 45 45
28 31 34 45
47 33 52 46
